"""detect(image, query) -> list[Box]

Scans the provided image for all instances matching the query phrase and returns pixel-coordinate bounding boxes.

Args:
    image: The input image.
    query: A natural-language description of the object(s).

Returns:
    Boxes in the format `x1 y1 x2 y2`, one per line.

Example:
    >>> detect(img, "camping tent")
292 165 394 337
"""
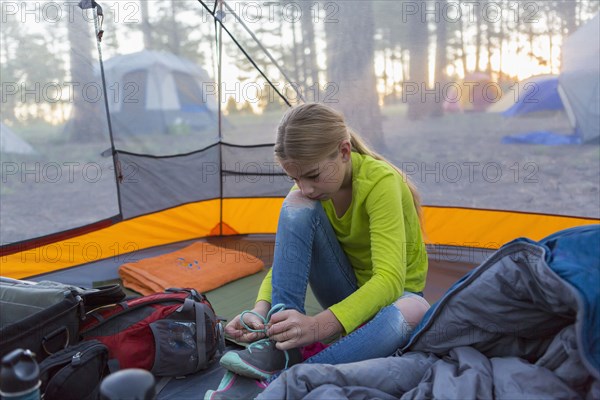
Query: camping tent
1 1 598 397
489 75 577 145
0 122 36 155
487 75 564 116
1 0 597 282
491 15 599 144
559 13 600 143
492 15 600 143
461 72 494 112
102 50 218 138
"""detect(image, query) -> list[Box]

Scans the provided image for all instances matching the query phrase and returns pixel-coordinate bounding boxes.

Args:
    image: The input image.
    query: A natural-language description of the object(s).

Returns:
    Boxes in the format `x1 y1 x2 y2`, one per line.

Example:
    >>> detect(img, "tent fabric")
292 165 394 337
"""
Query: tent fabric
492 14 599 145
103 50 218 143
1 2 599 291
2 203 597 280
1 201 222 278
221 143 290 198
0 123 36 155
501 76 564 117
117 142 289 219
559 13 600 143
1 198 293 279
487 74 558 113
501 131 582 145
421 206 598 250
461 72 493 112
117 148 221 219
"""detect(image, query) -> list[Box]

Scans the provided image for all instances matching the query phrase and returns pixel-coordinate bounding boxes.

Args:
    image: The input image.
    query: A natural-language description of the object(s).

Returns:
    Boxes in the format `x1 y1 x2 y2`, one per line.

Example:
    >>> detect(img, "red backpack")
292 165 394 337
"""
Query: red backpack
80 288 224 377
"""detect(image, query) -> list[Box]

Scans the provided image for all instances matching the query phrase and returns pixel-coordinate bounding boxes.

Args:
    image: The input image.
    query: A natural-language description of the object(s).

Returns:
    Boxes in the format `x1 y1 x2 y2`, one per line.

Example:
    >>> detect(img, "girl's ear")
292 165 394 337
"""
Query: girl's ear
340 140 352 162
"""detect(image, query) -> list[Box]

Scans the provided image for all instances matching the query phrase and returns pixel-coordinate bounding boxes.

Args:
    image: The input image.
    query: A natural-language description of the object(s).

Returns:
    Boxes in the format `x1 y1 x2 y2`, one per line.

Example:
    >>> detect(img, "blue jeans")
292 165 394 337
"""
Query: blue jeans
270 191 419 365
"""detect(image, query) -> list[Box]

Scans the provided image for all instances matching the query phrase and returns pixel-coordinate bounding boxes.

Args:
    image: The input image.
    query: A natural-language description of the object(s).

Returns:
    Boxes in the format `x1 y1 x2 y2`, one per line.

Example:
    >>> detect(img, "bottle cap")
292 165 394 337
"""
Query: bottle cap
0 349 40 395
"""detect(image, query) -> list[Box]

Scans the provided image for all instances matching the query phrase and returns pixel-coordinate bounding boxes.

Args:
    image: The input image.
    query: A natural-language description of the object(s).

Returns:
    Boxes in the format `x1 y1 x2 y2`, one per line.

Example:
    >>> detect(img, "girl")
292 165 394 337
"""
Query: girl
207 103 430 399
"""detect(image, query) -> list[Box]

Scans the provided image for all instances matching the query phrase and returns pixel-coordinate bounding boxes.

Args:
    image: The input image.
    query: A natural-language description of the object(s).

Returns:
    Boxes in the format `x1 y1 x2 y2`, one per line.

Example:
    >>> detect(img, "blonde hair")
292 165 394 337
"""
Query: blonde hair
275 103 423 221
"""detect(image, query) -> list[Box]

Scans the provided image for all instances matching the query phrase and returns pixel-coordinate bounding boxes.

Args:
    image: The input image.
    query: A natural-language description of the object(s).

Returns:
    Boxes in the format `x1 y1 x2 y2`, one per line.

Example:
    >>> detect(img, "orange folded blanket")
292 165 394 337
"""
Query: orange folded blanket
119 241 265 295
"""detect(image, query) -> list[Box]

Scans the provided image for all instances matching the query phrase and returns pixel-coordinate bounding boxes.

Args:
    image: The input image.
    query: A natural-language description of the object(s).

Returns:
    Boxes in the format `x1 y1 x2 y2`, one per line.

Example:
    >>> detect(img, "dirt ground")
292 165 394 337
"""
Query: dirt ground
381 109 599 219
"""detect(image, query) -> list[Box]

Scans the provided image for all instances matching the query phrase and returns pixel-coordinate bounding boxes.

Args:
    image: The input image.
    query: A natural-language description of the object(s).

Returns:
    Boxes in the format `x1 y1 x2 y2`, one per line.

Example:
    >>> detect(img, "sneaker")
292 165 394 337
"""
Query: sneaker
219 338 302 380
204 371 268 400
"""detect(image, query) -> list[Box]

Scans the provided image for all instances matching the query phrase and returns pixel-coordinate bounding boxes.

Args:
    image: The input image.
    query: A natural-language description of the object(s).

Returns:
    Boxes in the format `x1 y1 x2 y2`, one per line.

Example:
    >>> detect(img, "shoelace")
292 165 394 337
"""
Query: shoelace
239 303 293 369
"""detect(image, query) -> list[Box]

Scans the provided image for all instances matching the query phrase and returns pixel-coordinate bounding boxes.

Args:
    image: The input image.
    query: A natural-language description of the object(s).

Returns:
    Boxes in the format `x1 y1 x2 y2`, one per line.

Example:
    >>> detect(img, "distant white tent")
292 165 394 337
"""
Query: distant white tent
102 50 218 136
0 123 36 155
559 13 600 143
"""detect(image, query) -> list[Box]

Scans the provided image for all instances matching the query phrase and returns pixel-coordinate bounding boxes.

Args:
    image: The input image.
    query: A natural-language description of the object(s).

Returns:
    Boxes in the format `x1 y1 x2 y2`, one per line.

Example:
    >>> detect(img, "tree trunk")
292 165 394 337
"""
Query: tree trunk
498 13 504 79
300 0 319 100
527 24 535 68
0 20 19 121
140 0 153 49
389 47 399 102
291 20 301 84
326 1 384 149
406 0 429 120
474 2 481 71
382 44 390 103
169 0 180 55
432 0 448 117
459 14 468 77
485 9 493 76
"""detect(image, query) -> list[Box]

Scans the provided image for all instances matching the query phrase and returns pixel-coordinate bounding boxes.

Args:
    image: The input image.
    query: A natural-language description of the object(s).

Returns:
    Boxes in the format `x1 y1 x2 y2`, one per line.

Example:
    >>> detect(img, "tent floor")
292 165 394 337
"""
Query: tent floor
30 234 488 397
157 238 481 397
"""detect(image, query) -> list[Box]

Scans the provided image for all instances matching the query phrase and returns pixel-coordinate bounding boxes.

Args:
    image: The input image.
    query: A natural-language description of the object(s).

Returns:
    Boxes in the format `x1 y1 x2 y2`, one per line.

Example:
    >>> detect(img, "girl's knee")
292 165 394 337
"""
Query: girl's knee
393 295 431 328
284 190 317 207
282 191 320 219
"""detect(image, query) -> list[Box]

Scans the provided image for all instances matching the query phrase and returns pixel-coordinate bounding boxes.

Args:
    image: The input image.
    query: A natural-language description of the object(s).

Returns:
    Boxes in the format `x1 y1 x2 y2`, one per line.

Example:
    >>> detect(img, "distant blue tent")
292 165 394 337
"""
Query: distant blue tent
502 76 564 117
501 14 599 145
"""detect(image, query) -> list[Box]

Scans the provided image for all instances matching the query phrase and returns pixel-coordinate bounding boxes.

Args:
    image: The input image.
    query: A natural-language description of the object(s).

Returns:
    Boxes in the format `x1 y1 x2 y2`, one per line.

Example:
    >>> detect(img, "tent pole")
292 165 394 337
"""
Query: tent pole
217 0 224 236
220 1 304 103
195 0 291 107
93 5 123 219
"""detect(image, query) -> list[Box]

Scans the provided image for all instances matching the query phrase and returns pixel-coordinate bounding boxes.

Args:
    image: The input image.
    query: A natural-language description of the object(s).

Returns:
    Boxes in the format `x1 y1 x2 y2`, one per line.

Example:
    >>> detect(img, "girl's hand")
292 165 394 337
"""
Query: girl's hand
266 310 319 350
224 308 268 343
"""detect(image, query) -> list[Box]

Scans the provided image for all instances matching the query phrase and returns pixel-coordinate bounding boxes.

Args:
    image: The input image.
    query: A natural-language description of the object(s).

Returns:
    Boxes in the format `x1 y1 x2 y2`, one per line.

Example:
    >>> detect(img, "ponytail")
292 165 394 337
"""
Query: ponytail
348 129 423 225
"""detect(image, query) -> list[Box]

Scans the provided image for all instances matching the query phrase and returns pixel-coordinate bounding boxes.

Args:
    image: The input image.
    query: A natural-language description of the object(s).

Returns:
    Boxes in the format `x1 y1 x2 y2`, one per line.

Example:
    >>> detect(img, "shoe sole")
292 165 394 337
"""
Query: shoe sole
219 352 273 380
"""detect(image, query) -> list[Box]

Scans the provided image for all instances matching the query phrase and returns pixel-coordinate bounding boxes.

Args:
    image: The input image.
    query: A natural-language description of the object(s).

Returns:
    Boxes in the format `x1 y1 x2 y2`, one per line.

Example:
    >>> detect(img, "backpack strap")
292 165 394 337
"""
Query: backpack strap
177 298 208 369
194 300 207 370
80 284 126 312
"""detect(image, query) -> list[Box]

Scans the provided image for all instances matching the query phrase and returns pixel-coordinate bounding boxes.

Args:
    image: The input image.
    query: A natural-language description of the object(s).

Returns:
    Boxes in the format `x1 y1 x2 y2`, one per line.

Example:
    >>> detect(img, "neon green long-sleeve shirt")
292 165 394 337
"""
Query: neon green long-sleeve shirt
257 152 428 334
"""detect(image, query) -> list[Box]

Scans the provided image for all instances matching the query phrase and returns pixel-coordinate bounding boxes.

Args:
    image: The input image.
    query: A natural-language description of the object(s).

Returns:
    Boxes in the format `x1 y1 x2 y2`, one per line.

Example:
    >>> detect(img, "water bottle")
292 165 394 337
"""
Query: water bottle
0 349 40 400
100 368 155 400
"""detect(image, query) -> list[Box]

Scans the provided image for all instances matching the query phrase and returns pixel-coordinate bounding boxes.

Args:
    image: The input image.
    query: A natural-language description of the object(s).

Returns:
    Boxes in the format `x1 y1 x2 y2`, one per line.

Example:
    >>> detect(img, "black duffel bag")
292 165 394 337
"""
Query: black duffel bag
0 277 125 362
